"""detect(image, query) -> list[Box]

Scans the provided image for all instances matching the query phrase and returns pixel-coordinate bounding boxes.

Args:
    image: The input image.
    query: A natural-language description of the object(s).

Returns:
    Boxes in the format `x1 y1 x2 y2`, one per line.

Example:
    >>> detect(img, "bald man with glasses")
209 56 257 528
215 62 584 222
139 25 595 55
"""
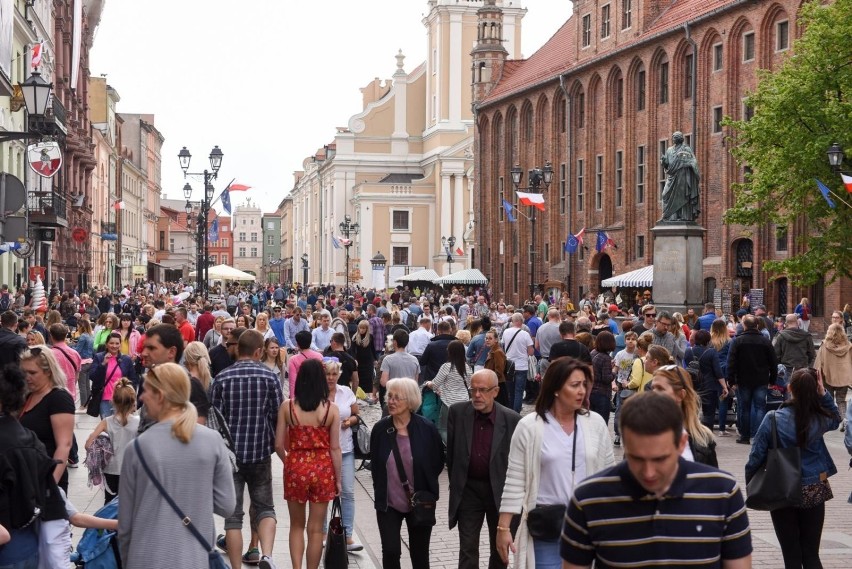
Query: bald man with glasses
447 369 521 569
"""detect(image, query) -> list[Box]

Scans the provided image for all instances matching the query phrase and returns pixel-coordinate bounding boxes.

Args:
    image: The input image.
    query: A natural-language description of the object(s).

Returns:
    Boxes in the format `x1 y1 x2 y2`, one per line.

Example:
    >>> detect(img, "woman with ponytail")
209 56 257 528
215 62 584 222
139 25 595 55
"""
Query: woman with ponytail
117 363 236 568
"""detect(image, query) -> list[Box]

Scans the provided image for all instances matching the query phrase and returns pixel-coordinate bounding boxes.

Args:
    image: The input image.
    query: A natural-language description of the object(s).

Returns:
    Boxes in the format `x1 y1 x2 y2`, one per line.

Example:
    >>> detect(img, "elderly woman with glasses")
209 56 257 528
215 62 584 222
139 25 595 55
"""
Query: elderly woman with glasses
370 377 444 569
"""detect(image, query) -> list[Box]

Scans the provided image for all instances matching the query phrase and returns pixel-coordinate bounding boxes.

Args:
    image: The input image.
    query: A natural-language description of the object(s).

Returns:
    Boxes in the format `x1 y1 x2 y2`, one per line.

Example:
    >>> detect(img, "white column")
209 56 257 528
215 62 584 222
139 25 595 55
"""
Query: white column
441 173 451 245
449 12 462 125
453 174 464 245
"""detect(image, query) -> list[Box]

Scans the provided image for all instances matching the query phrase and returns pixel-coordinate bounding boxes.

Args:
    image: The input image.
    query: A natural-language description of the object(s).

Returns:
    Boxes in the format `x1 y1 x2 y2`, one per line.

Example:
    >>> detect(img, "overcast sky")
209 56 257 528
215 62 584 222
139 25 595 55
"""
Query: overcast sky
89 0 573 215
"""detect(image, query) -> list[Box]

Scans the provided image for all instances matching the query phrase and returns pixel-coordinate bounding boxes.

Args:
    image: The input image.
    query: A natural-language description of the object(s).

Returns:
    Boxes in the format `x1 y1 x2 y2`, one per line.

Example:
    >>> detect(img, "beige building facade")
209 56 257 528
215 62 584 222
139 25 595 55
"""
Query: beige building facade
232 199 263 276
286 0 526 288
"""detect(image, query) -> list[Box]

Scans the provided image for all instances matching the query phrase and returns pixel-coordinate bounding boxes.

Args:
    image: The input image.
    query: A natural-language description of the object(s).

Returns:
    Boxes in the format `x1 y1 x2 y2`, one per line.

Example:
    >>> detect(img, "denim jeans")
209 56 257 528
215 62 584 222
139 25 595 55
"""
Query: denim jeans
718 395 730 432
326 452 356 539
736 384 768 440
589 392 611 426
532 538 561 569
511 370 527 412
99 400 114 419
0 559 38 569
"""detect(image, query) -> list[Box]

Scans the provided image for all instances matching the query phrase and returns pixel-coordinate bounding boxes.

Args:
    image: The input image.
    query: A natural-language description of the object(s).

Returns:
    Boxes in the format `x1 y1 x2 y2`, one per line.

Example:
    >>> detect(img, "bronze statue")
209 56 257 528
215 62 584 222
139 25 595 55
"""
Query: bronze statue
660 131 701 222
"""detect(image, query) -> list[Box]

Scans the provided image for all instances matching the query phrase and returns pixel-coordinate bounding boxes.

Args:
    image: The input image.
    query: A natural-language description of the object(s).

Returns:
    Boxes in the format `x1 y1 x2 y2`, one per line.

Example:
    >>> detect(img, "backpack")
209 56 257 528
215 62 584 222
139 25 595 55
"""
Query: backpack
403 309 418 331
686 348 705 387
0 293 10 311
352 415 371 470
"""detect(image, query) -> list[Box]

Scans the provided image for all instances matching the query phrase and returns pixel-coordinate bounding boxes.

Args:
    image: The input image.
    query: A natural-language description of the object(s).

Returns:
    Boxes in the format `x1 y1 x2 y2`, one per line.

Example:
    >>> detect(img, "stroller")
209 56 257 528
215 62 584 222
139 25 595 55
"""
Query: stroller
70 497 121 568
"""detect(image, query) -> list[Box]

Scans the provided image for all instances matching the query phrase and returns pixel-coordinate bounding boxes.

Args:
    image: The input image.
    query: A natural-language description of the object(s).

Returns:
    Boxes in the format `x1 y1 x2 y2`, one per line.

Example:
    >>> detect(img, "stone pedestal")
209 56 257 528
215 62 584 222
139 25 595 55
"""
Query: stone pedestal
651 223 706 315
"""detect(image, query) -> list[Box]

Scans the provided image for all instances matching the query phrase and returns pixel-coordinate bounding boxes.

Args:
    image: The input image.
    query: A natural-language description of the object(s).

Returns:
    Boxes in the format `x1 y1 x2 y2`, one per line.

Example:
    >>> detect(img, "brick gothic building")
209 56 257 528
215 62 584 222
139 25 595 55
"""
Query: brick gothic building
473 0 850 320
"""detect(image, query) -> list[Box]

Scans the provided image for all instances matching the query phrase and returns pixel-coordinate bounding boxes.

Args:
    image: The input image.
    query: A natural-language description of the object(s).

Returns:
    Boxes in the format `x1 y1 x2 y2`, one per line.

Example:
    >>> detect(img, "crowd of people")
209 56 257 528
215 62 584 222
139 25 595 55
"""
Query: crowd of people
0 279 849 569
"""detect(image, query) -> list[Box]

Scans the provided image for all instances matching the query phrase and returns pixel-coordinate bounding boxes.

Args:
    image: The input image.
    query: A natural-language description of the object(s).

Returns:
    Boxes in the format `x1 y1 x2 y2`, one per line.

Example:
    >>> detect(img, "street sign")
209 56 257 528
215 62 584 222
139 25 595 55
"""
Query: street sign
71 227 88 243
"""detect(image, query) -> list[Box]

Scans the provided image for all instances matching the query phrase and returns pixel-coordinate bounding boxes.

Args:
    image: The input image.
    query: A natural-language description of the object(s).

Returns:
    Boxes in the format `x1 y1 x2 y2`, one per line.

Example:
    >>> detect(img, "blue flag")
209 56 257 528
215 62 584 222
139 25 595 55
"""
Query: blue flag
502 200 517 222
221 188 232 214
565 233 579 254
815 179 836 209
208 218 219 243
596 231 608 252
331 235 341 250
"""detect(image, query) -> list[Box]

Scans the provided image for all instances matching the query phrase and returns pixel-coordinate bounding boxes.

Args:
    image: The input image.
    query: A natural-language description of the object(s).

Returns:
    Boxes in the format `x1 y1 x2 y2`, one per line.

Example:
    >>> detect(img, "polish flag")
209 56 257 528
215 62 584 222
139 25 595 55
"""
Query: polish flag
31 42 44 69
517 191 545 211
228 183 251 191
841 173 852 193
113 200 125 211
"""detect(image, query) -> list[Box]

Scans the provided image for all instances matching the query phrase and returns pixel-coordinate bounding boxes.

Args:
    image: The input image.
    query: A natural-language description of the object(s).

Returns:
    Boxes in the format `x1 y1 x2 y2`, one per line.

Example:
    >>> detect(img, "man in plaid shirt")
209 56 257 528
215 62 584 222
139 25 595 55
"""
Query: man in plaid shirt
210 329 284 569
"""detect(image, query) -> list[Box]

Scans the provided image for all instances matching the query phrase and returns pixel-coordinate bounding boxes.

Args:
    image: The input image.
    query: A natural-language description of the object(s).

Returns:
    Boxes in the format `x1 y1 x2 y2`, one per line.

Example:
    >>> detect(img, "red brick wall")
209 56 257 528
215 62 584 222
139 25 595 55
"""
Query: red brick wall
475 0 849 315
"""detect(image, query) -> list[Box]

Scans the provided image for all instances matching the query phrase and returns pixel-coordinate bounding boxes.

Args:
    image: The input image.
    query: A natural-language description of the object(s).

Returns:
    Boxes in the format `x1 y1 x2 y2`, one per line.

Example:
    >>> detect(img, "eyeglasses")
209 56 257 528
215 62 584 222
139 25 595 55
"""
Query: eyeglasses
468 386 497 395
645 313 656 318
658 364 680 371
386 394 408 402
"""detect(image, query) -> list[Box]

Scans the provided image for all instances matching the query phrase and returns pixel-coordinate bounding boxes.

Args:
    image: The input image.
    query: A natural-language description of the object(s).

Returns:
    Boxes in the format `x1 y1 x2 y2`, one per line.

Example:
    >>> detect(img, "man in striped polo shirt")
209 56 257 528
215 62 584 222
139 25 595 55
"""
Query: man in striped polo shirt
561 392 752 569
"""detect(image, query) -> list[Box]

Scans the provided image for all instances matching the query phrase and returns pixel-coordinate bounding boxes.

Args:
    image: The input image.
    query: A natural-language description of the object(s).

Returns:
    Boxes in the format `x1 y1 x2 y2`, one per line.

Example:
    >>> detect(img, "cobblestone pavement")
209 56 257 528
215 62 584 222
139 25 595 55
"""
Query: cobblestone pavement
71 396 852 568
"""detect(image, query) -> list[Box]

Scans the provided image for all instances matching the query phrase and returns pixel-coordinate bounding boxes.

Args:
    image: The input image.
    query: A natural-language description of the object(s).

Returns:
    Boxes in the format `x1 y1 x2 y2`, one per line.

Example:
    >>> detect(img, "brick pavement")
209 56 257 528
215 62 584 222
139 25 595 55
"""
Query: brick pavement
71 397 852 568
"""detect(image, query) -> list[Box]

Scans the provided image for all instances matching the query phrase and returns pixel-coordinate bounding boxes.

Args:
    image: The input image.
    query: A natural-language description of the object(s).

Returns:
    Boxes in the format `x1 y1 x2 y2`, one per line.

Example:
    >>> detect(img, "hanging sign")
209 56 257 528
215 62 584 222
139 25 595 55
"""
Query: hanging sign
27 141 63 178
71 227 88 243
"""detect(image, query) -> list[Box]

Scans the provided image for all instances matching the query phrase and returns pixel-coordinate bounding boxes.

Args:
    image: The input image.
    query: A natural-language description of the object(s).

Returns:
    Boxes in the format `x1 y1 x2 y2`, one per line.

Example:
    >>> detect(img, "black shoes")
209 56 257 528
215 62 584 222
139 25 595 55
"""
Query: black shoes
735 438 750 445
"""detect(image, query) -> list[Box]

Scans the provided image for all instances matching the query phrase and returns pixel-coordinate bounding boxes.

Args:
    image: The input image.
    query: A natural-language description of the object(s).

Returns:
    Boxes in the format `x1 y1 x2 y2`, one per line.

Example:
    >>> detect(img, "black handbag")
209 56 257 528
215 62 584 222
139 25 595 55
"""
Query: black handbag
133 440 229 569
85 388 103 417
527 410 578 541
324 497 348 569
745 411 802 511
390 429 437 527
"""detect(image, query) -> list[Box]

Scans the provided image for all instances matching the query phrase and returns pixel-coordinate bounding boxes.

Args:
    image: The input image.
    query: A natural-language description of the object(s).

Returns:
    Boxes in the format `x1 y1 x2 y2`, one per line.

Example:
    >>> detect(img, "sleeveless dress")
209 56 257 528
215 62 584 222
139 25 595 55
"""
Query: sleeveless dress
284 400 336 503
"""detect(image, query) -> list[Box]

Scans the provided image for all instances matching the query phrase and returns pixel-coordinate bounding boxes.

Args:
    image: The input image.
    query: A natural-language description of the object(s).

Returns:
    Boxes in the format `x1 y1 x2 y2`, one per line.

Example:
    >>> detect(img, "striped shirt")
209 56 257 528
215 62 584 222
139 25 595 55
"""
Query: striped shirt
561 458 751 568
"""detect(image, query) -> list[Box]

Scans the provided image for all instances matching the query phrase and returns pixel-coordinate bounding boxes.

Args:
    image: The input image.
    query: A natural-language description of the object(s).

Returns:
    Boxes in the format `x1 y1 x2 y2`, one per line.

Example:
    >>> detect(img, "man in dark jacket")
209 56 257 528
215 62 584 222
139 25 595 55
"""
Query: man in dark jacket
774 314 815 375
727 315 778 444
418 320 457 383
0 311 27 367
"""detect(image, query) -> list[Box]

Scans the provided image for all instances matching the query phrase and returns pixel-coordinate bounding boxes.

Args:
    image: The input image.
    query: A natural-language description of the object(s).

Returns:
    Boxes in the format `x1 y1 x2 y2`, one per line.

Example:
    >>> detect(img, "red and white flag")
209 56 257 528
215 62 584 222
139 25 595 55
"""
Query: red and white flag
841 173 852 193
516 191 545 211
113 200 125 211
31 41 44 69
228 182 251 192
455 247 464 256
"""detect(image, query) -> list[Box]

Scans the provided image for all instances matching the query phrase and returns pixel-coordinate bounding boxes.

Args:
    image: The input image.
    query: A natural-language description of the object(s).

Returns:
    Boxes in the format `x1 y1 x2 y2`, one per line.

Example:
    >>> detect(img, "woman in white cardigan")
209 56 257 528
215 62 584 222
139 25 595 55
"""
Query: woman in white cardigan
496 357 615 569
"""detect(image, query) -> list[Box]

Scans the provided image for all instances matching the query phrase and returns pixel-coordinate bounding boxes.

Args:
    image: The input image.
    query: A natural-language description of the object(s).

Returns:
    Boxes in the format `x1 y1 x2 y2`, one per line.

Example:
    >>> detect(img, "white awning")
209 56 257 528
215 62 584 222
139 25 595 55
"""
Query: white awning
188 263 257 282
601 265 653 288
398 269 441 282
433 268 489 285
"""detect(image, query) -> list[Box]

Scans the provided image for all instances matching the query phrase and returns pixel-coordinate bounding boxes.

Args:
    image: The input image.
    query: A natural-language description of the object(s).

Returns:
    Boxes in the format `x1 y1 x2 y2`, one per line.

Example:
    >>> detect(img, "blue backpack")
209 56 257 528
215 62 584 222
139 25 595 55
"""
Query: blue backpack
70 497 120 568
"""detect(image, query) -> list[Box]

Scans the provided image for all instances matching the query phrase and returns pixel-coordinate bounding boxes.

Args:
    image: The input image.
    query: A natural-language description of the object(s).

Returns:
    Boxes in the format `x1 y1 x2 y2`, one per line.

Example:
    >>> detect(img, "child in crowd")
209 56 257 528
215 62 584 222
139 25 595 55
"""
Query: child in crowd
39 489 118 569
85 378 139 504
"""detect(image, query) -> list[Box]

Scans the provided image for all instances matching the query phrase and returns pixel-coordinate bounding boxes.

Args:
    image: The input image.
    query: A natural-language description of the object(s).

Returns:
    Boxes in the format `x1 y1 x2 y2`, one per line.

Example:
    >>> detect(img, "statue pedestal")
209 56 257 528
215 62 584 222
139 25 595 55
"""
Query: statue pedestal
651 223 705 315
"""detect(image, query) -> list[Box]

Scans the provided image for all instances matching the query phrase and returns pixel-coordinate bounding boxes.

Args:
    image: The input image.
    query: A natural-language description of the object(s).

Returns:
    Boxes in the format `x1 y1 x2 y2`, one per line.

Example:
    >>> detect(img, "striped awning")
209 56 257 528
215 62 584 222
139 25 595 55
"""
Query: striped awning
398 269 441 282
601 265 654 288
433 268 489 285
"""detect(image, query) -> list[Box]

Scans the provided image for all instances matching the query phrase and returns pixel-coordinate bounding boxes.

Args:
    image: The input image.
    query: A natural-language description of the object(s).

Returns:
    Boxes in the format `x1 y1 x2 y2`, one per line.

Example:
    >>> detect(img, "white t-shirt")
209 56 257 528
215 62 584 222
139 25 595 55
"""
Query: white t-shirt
537 412 587 505
334 385 357 455
502 327 533 370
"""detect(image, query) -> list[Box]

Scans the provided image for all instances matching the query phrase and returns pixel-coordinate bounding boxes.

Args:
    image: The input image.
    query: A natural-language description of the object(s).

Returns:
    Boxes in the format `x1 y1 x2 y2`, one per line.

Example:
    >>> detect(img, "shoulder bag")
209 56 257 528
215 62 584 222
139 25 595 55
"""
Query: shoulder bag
390 428 437 527
133 439 229 569
502 329 521 380
527 411 578 540
745 411 802 511
324 496 348 569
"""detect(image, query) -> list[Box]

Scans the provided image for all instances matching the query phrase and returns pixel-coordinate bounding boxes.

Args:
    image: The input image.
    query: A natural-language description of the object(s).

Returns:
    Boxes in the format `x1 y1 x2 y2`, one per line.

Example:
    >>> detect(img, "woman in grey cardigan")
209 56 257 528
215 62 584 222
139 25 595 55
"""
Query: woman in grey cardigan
118 363 236 568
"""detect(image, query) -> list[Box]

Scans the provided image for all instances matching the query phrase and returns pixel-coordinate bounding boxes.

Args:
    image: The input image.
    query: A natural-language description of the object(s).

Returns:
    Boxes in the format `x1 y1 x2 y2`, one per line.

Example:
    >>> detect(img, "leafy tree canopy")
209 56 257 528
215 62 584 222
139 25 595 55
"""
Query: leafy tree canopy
724 0 852 286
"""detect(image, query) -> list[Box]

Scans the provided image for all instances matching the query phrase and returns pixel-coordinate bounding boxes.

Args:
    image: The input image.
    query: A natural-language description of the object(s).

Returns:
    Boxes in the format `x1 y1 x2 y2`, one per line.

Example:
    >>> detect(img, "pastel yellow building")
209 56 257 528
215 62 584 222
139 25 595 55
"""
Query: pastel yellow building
286 0 525 288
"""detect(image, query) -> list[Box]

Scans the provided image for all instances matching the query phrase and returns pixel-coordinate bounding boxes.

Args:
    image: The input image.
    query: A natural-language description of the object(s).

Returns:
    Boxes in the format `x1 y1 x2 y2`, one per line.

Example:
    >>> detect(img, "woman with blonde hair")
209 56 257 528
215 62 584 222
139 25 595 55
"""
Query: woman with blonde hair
182 341 213 425
651 365 718 466
18 346 74 491
254 311 276 341
261 337 285 381
814 323 852 431
795 297 812 332
203 316 225 349
710 318 734 436
45 309 62 330
118 363 236 568
26 330 45 346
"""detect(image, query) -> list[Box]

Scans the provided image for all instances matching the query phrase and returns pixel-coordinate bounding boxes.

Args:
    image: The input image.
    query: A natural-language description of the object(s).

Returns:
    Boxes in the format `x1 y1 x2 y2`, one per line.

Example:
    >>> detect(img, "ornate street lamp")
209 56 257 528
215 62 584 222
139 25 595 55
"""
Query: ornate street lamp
338 214 360 295
301 253 309 287
442 235 457 274
827 142 845 172
20 71 53 116
179 145 222 296
510 161 553 299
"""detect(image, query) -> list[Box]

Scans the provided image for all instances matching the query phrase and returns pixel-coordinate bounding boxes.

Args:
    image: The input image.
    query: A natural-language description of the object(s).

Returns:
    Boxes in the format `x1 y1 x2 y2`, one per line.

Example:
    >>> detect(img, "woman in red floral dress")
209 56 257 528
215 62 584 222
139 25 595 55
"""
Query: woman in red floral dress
275 359 342 569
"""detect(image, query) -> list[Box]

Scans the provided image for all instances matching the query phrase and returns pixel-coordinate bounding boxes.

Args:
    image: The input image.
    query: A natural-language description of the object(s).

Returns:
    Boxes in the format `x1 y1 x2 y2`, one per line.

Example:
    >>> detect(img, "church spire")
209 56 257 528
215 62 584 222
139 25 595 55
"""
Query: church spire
471 0 508 107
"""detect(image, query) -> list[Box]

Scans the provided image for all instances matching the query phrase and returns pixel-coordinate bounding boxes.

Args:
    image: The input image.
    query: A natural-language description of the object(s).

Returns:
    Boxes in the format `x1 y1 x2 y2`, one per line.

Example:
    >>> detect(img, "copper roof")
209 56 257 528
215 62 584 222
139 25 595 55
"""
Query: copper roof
481 0 742 106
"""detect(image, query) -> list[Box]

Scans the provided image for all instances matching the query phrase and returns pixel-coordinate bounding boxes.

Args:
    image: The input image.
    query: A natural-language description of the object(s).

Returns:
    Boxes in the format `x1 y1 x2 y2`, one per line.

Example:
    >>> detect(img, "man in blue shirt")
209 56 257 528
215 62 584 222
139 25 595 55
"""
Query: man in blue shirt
284 307 310 352
269 305 286 345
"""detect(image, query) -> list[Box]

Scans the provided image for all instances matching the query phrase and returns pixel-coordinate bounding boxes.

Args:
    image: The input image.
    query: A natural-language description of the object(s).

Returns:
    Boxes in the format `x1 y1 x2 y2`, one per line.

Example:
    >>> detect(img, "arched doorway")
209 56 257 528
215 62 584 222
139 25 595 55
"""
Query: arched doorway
732 239 754 302
597 254 613 291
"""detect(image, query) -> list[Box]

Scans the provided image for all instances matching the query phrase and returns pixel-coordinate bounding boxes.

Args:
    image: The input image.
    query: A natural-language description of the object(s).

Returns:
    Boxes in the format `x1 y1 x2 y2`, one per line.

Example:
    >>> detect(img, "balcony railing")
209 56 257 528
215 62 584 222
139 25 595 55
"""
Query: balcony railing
28 191 68 227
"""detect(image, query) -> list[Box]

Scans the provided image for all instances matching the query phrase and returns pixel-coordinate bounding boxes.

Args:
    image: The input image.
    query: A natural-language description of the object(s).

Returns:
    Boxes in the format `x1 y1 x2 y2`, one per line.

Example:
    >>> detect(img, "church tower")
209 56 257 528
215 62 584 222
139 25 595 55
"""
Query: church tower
472 0 508 107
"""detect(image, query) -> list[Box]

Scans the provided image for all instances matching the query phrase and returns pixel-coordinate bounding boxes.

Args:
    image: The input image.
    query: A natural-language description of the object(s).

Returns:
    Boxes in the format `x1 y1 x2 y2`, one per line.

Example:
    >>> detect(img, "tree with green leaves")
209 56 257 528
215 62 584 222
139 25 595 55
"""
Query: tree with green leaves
724 0 852 286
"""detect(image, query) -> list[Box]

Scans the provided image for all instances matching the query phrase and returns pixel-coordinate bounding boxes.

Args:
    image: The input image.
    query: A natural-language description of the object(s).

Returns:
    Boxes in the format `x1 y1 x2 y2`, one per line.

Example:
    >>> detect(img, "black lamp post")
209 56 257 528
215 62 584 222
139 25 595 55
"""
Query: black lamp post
179 146 222 297
301 253 309 287
827 142 846 172
510 161 553 299
441 235 457 275
0 71 54 142
338 214 360 296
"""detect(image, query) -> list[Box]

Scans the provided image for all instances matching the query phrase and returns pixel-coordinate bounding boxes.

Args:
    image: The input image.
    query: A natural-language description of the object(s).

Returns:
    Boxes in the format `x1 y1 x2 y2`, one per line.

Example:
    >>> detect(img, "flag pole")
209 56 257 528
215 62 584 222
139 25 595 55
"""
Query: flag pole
210 178 236 208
